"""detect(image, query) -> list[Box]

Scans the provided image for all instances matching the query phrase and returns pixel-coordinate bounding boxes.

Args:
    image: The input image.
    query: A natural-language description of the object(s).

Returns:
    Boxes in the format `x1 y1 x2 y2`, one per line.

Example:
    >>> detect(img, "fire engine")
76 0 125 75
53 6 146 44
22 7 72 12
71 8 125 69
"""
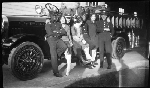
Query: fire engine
84 4 146 59
2 2 148 81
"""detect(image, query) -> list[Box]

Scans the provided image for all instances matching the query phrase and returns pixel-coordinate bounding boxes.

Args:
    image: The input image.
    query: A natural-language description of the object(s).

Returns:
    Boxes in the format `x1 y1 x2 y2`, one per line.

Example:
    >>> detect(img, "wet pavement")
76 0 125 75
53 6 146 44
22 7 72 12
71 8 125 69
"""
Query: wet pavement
120 66 149 87
2 49 149 87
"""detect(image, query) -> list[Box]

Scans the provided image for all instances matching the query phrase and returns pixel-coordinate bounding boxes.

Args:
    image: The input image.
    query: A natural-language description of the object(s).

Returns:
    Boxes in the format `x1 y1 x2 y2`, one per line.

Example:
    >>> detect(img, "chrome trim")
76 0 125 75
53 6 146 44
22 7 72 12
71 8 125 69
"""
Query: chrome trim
2 17 4 29
2 15 9 30
3 43 12 46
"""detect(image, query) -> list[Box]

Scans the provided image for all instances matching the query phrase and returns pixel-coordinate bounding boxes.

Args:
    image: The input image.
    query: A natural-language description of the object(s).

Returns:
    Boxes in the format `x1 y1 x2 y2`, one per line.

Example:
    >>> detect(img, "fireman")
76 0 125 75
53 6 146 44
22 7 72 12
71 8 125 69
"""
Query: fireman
96 7 114 69
45 12 67 77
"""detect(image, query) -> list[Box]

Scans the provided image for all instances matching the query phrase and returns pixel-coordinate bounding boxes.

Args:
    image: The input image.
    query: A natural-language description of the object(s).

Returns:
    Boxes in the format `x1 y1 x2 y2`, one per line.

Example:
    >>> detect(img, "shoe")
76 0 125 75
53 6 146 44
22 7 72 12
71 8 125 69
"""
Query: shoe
86 62 92 66
76 60 81 65
107 66 111 69
90 61 96 67
92 61 98 65
93 65 96 67
94 62 98 65
88 65 95 69
65 73 69 76
54 73 63 77
82 60 91 66
100 61 103 68
100 66 103 68
86 59 91 62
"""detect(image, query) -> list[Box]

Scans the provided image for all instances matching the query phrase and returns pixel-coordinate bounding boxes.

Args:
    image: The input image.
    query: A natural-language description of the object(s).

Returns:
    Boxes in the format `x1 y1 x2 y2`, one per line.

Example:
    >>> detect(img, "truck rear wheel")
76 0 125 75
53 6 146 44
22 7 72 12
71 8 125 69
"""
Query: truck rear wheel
8 41 44 81
112 37 126 59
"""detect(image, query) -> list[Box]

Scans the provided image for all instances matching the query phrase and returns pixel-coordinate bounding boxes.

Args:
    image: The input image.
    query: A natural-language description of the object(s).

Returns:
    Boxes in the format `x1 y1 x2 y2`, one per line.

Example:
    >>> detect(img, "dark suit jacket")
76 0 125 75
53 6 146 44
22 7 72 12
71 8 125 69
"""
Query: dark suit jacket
82 23 96 50
96 20 114 36
45 22 66 37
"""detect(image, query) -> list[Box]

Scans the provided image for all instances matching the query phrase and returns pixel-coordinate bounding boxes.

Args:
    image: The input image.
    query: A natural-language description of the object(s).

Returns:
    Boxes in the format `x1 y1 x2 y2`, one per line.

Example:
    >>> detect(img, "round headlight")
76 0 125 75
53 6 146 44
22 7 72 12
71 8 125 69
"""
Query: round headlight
35 5 43 14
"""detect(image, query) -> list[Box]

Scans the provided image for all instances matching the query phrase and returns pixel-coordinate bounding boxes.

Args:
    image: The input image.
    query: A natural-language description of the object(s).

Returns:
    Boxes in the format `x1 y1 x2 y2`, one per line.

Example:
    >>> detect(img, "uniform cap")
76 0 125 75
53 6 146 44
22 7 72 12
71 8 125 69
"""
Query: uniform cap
95 5 110 15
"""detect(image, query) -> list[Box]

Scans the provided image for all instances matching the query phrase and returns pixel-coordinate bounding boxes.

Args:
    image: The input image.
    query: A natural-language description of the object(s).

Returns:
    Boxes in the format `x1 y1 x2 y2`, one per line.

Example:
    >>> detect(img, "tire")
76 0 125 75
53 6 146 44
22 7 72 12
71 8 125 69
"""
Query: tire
113 37 126 59
8 41 44 81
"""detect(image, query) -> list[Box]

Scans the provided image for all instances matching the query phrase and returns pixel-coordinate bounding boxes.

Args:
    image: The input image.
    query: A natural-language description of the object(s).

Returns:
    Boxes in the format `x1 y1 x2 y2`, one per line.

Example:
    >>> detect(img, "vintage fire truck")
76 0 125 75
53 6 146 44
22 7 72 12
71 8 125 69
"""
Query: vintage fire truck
2 3 148 81
84 5 147 59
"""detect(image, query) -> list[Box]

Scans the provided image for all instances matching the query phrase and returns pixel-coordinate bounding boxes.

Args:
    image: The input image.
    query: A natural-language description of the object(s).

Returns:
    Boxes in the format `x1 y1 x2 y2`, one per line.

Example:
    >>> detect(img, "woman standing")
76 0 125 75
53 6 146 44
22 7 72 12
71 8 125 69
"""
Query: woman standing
85 13 98 66
60 16 73 76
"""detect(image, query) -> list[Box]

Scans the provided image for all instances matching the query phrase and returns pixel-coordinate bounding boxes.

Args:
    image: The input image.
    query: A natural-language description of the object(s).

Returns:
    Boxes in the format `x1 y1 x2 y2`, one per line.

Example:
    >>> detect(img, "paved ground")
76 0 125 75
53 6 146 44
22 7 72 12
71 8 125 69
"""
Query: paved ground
2 48 149 88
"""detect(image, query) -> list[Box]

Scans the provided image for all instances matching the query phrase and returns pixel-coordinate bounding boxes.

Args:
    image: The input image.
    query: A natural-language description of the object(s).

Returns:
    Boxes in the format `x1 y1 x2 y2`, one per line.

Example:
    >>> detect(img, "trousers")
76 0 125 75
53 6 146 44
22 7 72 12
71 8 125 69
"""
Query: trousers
47 37 67 73
98 32 112 66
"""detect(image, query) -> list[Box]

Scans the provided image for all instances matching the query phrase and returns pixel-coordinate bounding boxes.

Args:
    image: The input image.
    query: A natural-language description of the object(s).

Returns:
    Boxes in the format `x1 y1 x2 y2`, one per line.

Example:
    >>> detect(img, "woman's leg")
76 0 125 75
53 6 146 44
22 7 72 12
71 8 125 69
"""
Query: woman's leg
83 45 92 60
91 48 97 61
64 48 72 76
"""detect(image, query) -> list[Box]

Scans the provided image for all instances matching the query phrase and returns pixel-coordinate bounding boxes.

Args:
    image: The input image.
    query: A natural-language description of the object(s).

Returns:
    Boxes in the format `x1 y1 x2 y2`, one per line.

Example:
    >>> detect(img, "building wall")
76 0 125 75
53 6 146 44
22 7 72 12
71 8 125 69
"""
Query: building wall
2 2 87 15
2 2 63 15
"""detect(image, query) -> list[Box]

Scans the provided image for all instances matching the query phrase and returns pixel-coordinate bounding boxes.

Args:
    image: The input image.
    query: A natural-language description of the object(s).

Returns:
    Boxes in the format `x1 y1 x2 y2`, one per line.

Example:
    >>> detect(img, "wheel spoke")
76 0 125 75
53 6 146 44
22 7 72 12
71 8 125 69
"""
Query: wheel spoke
11 43 44 80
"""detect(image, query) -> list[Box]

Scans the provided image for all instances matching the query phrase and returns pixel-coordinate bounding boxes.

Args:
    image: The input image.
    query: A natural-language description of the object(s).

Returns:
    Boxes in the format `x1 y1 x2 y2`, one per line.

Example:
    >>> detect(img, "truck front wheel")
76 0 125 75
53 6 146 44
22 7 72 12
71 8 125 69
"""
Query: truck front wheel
8 41 44 81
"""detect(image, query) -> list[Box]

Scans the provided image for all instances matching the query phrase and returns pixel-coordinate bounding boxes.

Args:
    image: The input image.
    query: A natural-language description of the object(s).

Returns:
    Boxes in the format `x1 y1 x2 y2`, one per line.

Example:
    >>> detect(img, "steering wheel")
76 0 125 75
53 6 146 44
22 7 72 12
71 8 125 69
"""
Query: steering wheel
52 4 59 14
45 3 59 13
45 3 52 11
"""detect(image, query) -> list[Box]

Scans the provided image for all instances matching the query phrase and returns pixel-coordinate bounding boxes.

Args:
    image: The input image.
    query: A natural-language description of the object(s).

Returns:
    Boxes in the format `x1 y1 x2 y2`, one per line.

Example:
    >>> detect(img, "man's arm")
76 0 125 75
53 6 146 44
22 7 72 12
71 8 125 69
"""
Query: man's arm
45 24 57 36
45 24 52 35
109 22 114 37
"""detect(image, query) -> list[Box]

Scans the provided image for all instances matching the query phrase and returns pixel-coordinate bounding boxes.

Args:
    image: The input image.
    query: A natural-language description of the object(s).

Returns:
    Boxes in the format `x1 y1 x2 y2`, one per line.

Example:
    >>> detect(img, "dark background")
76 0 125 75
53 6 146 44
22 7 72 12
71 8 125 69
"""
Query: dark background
106 1 149 17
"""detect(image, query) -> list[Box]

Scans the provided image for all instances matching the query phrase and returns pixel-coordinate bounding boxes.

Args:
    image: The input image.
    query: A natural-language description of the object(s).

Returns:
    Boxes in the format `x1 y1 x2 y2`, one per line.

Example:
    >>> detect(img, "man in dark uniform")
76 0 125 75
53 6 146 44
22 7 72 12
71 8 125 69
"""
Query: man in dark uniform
96 7 114 69
45 13 67 77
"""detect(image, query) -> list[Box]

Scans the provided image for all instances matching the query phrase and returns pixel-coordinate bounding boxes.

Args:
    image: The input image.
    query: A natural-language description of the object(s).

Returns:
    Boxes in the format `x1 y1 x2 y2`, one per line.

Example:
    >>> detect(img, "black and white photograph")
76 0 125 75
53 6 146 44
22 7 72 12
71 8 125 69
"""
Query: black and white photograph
2 1 149 87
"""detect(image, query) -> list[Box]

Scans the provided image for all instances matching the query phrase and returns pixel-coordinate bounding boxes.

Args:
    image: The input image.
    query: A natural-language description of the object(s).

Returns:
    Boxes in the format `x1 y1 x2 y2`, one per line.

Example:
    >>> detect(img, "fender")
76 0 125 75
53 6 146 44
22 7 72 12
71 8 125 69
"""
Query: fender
2 34 50 64
112 32 130 49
